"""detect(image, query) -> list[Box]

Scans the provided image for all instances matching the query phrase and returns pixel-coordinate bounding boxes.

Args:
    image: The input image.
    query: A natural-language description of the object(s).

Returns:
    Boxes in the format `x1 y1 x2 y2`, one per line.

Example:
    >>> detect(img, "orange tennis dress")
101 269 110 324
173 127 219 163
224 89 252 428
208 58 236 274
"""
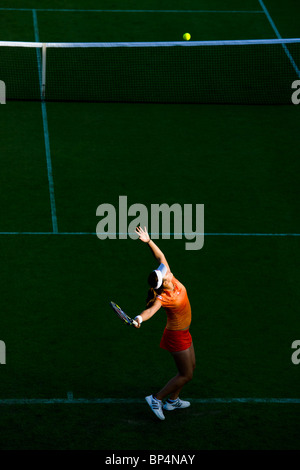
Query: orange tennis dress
157 275 192 352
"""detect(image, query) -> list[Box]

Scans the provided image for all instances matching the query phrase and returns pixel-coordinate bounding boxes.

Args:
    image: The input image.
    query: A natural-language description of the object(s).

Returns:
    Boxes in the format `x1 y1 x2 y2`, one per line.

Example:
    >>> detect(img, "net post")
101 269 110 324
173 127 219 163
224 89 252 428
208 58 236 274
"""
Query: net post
41 43 46 99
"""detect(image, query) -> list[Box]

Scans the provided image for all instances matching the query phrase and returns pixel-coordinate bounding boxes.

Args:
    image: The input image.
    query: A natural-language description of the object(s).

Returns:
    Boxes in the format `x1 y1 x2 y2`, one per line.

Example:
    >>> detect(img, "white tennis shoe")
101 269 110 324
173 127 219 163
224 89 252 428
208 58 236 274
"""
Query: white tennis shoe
145 395 165 420
163 398 191 411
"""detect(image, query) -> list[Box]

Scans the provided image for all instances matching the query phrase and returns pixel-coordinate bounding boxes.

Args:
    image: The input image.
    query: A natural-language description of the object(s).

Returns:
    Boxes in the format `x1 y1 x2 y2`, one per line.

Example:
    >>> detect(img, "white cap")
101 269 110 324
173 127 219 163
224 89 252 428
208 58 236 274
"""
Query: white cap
154 263 168 289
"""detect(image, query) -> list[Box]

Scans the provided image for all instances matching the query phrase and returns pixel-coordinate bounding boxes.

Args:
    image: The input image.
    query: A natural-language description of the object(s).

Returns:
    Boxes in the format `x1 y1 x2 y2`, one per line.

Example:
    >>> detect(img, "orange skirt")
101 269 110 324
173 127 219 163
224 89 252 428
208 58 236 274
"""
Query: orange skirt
160 328 192 353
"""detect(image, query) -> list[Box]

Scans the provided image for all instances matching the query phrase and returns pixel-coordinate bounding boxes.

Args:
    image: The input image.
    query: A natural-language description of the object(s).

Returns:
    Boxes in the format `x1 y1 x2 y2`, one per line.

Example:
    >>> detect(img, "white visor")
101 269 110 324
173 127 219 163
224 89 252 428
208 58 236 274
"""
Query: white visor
154 263 168 289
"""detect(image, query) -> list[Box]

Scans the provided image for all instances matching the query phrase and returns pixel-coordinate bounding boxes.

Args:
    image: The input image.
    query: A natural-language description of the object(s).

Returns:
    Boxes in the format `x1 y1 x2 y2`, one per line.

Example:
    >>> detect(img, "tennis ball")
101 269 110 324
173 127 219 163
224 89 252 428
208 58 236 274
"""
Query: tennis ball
183 33 191 41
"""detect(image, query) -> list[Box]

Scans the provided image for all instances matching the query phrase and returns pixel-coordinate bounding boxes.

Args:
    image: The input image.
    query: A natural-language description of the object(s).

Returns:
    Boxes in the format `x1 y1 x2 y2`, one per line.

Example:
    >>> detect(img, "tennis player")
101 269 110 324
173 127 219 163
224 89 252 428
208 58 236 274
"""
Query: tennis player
134 226 195 420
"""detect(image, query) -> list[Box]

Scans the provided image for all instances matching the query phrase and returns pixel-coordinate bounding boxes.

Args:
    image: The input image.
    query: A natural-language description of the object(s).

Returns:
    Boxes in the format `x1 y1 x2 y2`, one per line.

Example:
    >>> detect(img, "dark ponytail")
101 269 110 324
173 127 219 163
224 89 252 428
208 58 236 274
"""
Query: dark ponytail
146 271 164 308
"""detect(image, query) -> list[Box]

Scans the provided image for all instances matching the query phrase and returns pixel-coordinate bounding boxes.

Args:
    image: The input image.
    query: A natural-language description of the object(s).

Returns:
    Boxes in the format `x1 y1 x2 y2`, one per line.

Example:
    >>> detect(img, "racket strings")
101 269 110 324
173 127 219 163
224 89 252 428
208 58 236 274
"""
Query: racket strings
112 304 131 324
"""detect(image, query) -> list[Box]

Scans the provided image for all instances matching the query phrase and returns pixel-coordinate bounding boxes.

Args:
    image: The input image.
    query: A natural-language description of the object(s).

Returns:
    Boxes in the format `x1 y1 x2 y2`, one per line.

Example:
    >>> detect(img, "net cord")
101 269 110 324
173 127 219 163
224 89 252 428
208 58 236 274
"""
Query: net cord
0 38 300 48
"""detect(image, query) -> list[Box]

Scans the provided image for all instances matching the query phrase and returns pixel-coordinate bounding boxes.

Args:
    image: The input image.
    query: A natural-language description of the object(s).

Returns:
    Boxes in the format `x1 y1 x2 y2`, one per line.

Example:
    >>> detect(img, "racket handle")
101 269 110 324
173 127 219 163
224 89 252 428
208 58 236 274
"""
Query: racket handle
132 319 138 327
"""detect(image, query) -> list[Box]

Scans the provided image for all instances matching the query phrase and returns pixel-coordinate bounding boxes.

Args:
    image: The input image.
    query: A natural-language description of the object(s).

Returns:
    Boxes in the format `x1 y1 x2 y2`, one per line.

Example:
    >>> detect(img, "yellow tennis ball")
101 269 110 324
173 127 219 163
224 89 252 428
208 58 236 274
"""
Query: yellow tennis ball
183 33 191 41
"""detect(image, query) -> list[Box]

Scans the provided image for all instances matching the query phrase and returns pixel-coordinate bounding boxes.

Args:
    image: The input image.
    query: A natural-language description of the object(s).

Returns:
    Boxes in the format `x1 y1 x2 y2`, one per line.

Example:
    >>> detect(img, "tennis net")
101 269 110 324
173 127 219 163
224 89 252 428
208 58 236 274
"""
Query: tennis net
0 38 300 104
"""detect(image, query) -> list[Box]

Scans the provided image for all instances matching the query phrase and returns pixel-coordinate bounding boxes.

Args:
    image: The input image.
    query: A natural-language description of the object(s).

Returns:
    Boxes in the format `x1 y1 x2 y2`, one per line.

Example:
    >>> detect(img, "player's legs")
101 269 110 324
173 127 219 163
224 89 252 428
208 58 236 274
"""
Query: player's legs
154 343 195 401
169 343 195 400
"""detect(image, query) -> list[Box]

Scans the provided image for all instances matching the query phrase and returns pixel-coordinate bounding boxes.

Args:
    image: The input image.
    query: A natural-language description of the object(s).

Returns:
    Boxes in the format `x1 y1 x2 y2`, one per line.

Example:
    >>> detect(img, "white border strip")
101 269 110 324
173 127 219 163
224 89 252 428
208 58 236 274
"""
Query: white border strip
0 38 300 48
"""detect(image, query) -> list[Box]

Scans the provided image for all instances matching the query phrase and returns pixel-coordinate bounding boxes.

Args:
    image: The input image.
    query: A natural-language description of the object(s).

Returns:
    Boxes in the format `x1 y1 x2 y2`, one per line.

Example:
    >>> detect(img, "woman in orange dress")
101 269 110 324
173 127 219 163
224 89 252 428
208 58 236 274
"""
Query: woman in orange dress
134 226 195 421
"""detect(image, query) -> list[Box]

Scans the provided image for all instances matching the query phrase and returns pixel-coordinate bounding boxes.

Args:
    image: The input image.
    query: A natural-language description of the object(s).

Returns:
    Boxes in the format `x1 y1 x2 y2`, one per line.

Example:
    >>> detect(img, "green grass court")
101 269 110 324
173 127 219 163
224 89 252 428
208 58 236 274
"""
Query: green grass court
0 0 299 451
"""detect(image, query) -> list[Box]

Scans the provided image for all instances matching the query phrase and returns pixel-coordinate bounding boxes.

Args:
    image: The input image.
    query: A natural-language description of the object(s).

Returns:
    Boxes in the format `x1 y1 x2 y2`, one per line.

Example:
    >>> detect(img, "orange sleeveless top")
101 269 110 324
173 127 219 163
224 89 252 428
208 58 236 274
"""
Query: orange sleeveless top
157 275 191 331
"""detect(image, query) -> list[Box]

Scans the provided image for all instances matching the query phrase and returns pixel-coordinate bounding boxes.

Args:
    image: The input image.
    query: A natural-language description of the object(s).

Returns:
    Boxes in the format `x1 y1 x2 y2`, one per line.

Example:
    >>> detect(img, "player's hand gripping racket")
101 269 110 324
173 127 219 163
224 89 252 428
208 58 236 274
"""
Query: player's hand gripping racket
110 301 138 327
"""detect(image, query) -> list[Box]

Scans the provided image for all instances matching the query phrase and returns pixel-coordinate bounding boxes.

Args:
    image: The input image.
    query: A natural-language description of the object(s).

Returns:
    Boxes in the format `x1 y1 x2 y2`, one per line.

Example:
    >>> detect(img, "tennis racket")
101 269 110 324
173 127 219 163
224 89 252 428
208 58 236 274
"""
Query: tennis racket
110 301 138 327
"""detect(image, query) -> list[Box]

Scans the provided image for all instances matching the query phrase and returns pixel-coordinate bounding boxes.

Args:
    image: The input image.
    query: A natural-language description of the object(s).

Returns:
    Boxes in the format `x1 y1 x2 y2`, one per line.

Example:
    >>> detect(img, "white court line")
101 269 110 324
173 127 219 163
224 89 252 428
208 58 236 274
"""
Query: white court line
32 10 58 233
0 232 299 237
0 393 299 405
0 8 264 13
259 0 300 78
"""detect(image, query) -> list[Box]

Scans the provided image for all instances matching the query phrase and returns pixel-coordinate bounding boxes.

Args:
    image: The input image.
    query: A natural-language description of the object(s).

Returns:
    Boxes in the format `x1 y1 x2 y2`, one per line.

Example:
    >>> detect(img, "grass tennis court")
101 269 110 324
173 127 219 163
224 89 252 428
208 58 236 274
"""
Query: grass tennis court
0 0 299 451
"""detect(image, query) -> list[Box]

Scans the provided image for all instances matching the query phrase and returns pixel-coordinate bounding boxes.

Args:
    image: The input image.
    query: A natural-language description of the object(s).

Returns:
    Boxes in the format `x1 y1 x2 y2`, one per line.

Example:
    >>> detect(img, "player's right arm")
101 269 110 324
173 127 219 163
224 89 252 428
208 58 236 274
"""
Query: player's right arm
135 226 170 272
134 299 161 328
